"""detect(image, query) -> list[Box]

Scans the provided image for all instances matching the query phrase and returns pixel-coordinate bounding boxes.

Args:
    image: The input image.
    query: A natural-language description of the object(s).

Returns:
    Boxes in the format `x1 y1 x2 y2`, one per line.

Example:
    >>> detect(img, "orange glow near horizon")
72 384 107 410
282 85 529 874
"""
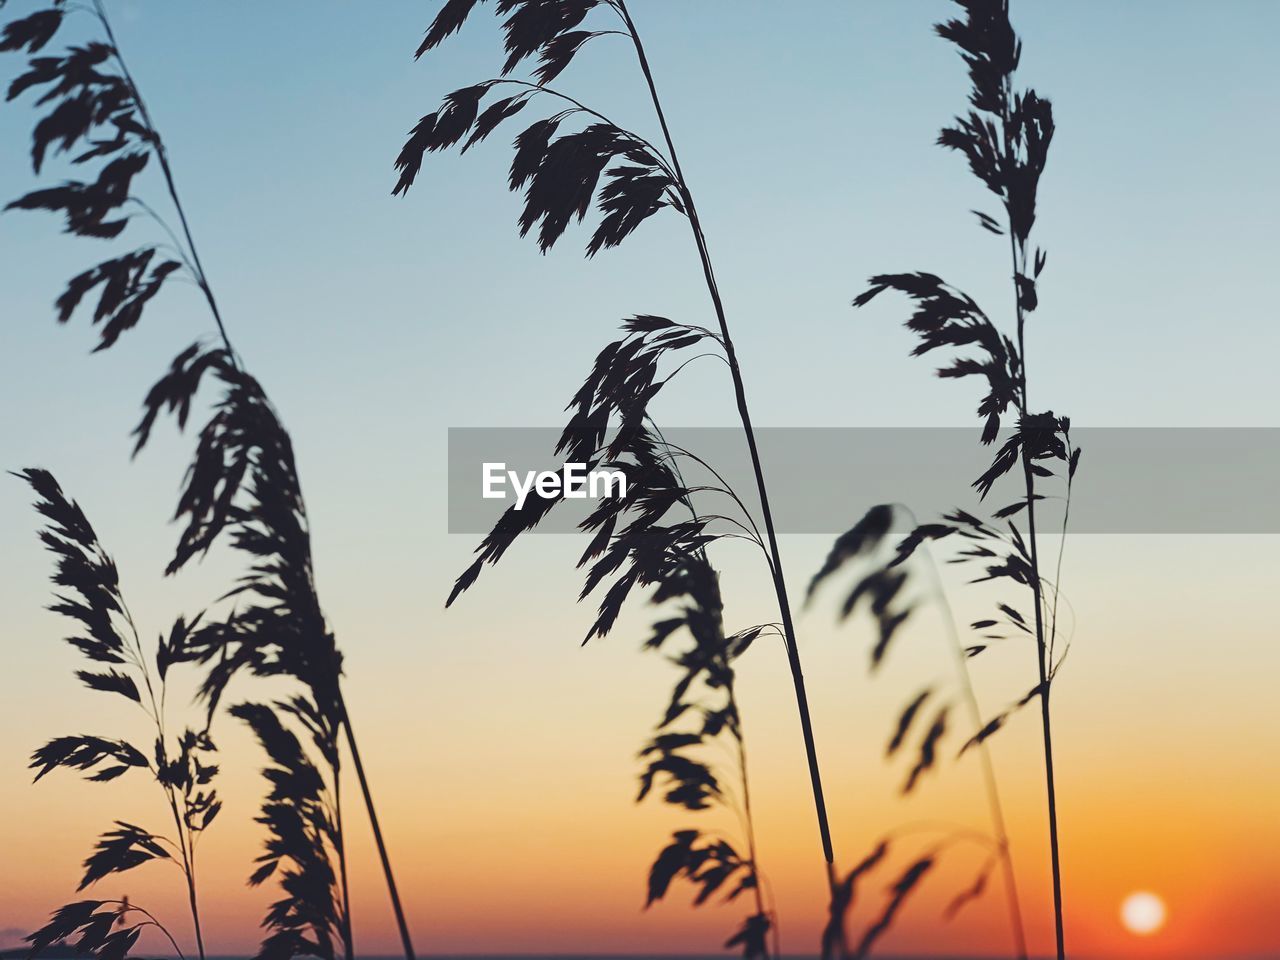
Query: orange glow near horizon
0 541 1276 959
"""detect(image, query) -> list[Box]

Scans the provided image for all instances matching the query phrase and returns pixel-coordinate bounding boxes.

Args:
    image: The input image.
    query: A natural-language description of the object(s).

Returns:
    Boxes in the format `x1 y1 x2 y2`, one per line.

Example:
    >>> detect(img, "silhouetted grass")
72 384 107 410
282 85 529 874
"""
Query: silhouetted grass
396 7 843 953
16 468 216 960
231 701 349 960
1 2 1089 956
847 2 1077 957
614 432 778 955
0 3 413 958
807 504 1025 958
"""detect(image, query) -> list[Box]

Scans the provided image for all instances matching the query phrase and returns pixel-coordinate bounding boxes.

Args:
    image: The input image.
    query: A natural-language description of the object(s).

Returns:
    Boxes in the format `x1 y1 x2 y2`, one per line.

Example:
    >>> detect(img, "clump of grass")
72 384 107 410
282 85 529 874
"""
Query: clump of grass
16 467 217 960
443 333 783 952
1 4 414 957
397 1 841 925
232 701 350 960
808 503 1026 958
848 2 1078 956
26 901 186 960
605 432 778 956
637 538 776 957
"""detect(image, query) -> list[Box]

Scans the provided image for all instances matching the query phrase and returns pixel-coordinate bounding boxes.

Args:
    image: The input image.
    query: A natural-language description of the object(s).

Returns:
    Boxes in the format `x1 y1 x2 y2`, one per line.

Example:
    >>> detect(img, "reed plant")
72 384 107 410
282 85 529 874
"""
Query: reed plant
1 3 414 957
17 467 216 960
450 321 786 953
0 1 1085 955
807 504 1026 958
394 4 1031 955
629 435 778 956
846 2 1077 955
394 3 841 931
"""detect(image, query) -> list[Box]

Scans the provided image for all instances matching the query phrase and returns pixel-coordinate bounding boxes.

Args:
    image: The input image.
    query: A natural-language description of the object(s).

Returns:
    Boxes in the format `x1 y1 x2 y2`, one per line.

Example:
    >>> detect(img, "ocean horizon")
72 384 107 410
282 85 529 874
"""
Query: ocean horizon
217 956 1276 960
1 944 1276 959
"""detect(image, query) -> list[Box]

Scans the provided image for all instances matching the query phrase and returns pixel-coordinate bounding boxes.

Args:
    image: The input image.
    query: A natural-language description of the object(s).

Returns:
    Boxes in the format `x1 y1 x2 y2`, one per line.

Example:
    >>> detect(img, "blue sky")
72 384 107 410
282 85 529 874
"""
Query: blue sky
4 1 1278 444
4 0 1277 582
4 0 1275 593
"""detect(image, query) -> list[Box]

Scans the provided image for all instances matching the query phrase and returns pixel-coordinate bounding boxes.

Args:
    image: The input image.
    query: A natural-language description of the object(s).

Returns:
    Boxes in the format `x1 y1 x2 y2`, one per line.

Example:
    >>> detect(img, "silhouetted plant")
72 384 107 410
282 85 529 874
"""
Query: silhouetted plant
17 467 216 960
1 4 413 958
434 307 788 953
808 503 1027 958
451 345 780 950
848 2 1077 956
398 1 840 923
27 899 187 960
604 432 778 956
136 350 361 960
232 701 348 960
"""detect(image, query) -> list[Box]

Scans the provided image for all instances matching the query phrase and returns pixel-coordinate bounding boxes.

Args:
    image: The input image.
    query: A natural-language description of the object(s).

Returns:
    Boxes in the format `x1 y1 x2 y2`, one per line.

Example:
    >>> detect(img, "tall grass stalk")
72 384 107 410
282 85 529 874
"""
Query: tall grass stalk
397 0 837 896
850 2 1076 954
615 0 837 883
635 430 779 955
807 502 1026 958
0 3 415 957
918 521 1027 960
18 468 218 960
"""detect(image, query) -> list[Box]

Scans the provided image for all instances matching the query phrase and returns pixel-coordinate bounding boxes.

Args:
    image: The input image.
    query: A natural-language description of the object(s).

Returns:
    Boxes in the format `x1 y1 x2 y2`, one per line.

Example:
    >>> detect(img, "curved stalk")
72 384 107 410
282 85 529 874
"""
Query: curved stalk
106 902 186 960
614 0 838 892
1002 112 1066 958
661 436 777 958
342 709 416 960
728 689 773 956
333 767 355 960
918 536 1028 959
1019 446 1065 960
166 790 206 960
119 592 208 960
88 5 414 956
92 0 235 365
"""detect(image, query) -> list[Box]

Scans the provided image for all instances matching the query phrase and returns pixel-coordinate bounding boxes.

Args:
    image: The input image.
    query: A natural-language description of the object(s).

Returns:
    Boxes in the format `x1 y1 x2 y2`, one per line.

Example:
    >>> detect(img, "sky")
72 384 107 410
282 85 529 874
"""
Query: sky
0 1 1278 958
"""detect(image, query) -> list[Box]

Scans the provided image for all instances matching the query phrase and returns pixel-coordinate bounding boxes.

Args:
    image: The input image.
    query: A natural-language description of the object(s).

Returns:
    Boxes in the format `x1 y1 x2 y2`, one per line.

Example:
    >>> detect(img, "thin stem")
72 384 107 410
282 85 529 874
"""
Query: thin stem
683 507 766 550
1047 587 1078 679
155 778 204 960
914 527 1028 960
728 708 772 959
1047 444 1074 672
91 7 413 955
1018 511 1067 960
1014 328 1066 960
1001 94 1066 953
485 78 677 180
181 841 207 960
117 591 207 960
340 702 416 960
728 706 765 916
660 502 772 956
333 760 355 960
657 350 732 389
615 0 837 891
105 902 186 960
93 0 236 366
654 441 768 554
127 198 198 279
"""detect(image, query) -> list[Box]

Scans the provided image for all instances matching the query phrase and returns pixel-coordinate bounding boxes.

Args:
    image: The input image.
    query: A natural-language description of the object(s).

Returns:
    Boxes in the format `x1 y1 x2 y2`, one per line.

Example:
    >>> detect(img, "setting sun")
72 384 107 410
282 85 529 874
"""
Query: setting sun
1122 892 1168 936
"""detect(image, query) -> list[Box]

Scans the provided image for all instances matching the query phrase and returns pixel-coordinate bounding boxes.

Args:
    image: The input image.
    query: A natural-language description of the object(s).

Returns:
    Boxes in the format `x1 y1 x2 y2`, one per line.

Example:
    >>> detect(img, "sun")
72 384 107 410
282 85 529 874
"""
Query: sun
1121 891 1167 936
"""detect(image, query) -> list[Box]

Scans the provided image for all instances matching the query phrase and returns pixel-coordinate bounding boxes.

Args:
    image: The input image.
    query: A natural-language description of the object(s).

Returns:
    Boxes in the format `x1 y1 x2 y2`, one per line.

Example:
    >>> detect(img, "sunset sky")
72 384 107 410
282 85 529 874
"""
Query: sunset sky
1 2 1277 958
